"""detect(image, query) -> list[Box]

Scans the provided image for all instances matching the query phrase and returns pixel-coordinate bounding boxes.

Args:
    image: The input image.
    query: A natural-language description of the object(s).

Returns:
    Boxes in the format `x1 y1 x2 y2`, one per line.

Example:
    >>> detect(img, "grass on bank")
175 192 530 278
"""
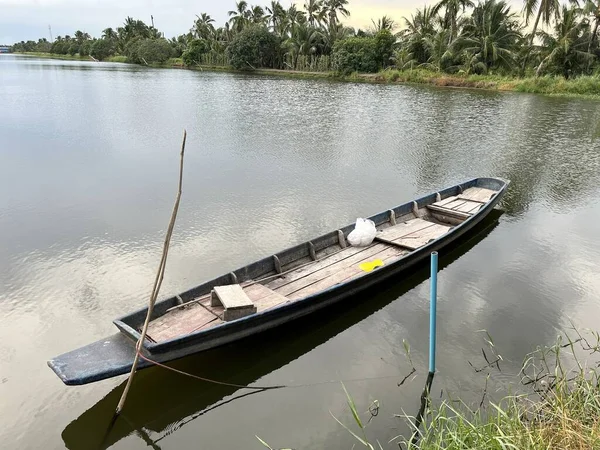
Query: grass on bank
258 329 600 449
375 68 600 97
12 52 600 97
403 330 600 449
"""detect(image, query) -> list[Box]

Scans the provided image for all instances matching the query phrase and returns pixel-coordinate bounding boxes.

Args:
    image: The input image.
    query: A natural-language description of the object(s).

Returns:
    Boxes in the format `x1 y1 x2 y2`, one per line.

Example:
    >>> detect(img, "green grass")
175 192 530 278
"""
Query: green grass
14 52 600 98
373 68 600 97
258 329 600 449
106 55 127 63
14 51 91 61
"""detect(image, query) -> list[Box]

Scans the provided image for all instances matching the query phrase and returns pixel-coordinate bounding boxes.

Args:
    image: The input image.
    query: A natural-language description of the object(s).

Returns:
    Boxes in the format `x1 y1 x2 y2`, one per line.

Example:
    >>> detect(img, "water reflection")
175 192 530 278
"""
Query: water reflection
2 55 600 449
61 213 501 450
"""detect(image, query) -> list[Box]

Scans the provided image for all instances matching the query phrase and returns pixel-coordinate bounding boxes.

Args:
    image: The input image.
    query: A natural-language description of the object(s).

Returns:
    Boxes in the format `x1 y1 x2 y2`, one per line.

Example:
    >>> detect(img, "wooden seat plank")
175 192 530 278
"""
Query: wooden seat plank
455 201 482 213
443 199 468 210
211 285 254 309
147 305 218 342
435 196 459 207
266 244 380 291
461 187 496 203
272 243 406 297
377 218 436 241
427 204 471 220
244 283 290 312
288 247 404 300
392 223 450 249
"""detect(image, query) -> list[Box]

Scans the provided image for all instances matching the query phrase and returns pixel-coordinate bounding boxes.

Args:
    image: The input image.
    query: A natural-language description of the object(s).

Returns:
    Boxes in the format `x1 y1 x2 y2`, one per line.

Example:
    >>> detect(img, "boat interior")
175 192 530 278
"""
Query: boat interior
139 185 500 344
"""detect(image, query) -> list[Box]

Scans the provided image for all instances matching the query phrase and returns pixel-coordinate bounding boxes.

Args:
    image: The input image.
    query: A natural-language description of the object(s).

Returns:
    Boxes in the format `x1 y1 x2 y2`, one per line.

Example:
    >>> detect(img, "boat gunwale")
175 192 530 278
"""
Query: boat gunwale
114 177 509 353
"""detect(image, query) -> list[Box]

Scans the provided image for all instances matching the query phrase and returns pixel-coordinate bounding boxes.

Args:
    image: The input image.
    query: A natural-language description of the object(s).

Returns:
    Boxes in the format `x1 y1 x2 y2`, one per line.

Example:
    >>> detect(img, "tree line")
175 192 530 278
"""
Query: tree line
9 0 600 78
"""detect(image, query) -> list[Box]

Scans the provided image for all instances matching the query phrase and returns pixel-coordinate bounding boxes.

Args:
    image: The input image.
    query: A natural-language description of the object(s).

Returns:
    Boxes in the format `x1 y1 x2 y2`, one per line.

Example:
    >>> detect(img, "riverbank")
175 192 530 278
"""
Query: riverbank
329 330 600 449
12 52 600 98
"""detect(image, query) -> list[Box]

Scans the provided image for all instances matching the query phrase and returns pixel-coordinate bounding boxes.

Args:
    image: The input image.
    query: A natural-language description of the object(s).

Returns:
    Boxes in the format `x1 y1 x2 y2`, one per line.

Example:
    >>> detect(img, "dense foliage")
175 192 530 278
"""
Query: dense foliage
9 0 600 78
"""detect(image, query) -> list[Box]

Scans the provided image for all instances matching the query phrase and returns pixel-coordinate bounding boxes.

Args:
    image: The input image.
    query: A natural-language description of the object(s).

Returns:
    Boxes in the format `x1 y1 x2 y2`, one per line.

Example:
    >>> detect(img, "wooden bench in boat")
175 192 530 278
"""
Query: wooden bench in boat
427 187 496 223
211 284 257 321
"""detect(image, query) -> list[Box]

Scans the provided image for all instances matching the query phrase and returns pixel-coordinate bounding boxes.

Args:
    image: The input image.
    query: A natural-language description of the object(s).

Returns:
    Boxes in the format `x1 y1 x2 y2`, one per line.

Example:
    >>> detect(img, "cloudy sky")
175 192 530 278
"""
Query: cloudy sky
0 0 523 45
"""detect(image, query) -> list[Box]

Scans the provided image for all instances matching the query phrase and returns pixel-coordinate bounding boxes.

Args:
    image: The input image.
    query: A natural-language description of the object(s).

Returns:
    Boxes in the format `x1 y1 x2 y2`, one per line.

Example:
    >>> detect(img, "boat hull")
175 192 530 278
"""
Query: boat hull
48 177 508 385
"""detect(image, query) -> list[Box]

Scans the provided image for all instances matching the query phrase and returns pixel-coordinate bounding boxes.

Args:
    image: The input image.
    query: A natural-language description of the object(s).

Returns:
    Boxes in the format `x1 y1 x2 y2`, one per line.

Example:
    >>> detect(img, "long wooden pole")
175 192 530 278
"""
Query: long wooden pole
115 129 187 415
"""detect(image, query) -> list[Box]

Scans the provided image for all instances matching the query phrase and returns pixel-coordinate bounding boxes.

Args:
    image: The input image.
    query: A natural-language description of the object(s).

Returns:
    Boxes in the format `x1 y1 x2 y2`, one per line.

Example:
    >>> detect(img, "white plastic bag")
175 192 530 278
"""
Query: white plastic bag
347 218 377 247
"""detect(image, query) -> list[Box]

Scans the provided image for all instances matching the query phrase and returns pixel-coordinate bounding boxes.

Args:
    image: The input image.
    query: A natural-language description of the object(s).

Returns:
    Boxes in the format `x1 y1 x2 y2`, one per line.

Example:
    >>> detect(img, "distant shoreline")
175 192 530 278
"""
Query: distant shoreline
12 52 600 99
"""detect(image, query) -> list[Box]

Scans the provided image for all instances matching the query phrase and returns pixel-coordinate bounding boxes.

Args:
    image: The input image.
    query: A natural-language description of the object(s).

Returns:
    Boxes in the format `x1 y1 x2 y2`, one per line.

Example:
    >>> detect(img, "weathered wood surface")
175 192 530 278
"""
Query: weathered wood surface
268 243 406 297
287 247 405 300
147 304 218 343
244 283 289 312
392 223 450 249
460 187 496 203
211 285 254 309
377 218 436 241
427 204 471 220
266 244 375 291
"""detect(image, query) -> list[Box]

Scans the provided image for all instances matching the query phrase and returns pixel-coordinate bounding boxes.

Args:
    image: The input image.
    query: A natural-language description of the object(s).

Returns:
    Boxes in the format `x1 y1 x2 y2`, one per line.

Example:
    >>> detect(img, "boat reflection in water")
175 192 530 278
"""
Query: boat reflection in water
61 210 503 450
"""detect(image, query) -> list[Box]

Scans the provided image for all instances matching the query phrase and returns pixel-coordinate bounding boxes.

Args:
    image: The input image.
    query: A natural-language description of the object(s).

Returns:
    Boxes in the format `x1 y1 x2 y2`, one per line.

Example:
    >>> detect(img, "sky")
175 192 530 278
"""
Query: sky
0 0 524 45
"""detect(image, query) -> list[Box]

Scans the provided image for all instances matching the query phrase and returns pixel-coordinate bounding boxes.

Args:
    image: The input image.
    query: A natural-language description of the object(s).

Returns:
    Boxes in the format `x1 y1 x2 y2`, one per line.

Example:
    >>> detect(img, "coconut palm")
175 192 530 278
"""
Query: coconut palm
193 13 215 40
432 0 475 42
536 6 593 77
228 1 250 32
102 28 117 40
571 0 600 65
323 0 350 28
453 0 522 73
250 5 268 25
305 0 324 27
285 23 322 68
399 6 441 65
521 0 561 70
371 15 397 32
266 1 287 34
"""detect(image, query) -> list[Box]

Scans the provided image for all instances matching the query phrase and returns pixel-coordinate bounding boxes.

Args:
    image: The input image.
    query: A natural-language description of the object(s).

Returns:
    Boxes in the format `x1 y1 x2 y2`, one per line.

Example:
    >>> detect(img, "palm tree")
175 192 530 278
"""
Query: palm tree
399 6 440 65
521 0 561 71
285 22 322 68
432 0 474 42
371 15 397 32
193 13 215 40
536 6 592 77
266 1 287 34
250 5 268 24
287 4 307 29
228 1 250 32
571 0 600 66
454 0 522 73
74 30 91 44
305 0 324 27
102 28 117 40
323 0 350 28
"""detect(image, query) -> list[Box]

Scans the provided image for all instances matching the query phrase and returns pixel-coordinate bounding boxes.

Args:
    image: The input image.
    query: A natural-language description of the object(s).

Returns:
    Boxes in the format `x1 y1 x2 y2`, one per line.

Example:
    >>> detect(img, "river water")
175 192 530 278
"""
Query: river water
1 54 600 449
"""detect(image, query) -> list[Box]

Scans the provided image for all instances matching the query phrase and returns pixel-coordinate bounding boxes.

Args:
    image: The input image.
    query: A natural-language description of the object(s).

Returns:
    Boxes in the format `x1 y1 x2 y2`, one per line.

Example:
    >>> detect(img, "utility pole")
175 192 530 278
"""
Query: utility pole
151 15 154 28
48 25 53 42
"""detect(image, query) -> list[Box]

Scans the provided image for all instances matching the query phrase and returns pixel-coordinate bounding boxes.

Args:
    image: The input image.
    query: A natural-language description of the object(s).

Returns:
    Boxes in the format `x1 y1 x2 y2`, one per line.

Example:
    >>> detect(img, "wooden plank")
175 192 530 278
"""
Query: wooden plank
427 204 471 220
212 285 254 309
377 218 436 241
392 224 450 249
444 199 468 210
147 306 218 342
272 243 405 297
244 283 290 312
461 187 496 203
266 244 377 291
455 200 482 213
288 248 403 300
435 196 459 207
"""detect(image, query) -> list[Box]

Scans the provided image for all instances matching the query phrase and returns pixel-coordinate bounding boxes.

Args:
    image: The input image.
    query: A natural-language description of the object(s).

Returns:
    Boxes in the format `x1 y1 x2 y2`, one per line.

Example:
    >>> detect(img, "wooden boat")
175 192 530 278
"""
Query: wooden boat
48 177 509 386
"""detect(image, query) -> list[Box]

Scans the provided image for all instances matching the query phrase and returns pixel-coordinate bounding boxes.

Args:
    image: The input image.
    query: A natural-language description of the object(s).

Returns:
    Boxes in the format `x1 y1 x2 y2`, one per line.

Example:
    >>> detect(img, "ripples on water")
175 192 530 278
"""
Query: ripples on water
1 55 600 449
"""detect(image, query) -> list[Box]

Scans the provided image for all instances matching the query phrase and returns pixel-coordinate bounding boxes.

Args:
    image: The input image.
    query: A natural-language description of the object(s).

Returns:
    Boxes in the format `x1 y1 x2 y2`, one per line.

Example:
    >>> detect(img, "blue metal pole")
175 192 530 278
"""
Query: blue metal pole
429 252 438 374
